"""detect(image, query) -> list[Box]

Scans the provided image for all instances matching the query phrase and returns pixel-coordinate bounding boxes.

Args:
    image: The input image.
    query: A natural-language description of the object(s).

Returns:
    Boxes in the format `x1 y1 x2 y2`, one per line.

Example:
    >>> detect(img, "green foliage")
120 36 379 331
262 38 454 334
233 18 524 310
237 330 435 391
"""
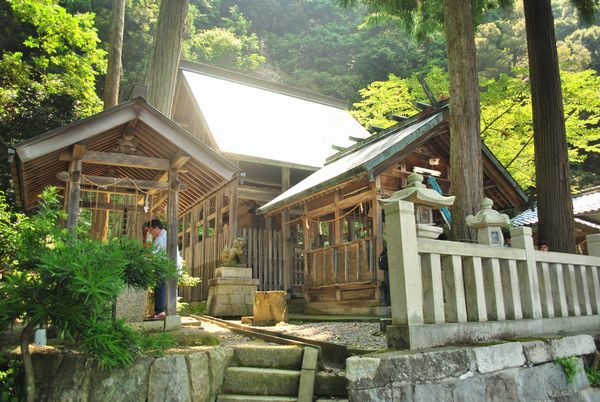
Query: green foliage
586 366 600 387
0 186 178 375
0 0 106 146
350 65 600 190
177 300 207 316
140 332 177 353
0 352 24 402
178 271 202 288
183 4 265 72
80 319 142 371
116 237 178 289
0 192 22 271
556 356 579 384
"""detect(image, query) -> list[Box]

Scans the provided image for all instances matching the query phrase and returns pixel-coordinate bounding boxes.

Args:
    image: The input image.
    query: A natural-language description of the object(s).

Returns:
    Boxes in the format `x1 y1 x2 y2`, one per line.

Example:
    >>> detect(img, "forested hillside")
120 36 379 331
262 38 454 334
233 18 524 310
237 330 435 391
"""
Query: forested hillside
1 0 598 191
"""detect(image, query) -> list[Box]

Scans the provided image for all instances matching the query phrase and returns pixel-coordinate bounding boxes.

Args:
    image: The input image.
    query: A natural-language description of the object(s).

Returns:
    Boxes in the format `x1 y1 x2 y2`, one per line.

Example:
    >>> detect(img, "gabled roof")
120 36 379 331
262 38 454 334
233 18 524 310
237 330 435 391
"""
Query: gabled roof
178 61 370 169
13 98 239 213
512 188 600 229
258 106 528 215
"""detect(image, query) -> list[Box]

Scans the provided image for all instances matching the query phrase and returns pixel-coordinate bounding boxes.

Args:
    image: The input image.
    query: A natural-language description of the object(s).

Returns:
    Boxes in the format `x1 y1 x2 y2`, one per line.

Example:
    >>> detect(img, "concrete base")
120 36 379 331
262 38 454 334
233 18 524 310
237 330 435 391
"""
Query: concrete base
206 277 259 317
387 315 600 350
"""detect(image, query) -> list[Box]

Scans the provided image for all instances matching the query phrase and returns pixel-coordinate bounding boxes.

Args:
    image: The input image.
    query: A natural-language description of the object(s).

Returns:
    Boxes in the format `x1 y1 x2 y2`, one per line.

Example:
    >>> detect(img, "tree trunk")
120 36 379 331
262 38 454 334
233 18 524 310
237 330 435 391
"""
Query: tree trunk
523 0 576 253
103 0 126 109
145 0 189 118
444 0 483 242
21 322 36 402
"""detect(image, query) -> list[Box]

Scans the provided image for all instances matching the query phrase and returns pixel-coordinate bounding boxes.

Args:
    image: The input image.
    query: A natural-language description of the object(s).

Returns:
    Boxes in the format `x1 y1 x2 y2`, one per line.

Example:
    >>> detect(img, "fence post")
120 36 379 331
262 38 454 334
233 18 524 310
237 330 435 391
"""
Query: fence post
383 200 423 348
510 226 542 319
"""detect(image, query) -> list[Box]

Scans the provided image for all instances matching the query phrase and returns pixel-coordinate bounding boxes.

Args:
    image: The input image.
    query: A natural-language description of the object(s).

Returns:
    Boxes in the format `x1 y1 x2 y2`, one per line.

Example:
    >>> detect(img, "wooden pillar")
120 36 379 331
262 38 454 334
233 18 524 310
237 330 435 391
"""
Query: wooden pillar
302 206 310 299
372 177 384 275
281 167 292 294
201 200 209 299
67 158 82 232
213 190 223 267
166 168 179 315
334 190 343 244
229 179 238 245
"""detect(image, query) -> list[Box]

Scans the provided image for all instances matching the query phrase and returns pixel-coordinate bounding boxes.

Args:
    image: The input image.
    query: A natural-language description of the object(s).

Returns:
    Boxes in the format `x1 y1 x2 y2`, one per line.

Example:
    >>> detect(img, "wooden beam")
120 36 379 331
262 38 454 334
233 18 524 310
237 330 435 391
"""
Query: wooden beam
72 144 87 159
80 200 138 211
56 171 187 191
60 150 169 170
147 153 191 195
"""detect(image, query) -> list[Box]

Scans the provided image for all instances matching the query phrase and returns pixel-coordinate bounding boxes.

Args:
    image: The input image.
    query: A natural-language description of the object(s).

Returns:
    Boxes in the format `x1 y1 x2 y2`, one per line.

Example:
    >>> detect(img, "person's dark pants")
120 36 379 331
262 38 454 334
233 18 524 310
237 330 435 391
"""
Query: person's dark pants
154 281 166 315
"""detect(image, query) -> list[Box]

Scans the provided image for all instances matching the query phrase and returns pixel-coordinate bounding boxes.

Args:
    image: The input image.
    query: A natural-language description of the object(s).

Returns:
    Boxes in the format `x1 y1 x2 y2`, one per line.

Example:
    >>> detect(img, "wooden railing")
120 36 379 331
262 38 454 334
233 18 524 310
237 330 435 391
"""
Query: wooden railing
305 238 376 287
383 200 600 349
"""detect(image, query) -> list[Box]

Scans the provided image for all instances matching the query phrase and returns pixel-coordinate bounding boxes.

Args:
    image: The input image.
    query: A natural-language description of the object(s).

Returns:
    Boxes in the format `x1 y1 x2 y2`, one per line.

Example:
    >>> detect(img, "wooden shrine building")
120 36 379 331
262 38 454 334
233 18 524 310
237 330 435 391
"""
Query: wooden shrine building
10 98 240 311
257 102 528 316
169 61 372 299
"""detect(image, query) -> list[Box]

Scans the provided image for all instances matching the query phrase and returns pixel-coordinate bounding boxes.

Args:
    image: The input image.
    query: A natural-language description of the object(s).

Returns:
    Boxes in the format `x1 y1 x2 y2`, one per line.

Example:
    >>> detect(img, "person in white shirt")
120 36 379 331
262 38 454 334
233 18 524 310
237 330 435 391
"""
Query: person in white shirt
148 219 168 319
147 219 184 320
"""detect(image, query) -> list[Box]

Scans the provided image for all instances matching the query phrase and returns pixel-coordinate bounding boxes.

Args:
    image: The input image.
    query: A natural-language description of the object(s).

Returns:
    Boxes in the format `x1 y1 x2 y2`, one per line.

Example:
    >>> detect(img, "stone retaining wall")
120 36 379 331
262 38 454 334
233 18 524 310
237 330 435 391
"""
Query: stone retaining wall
346 334 600 401
33 347 234 402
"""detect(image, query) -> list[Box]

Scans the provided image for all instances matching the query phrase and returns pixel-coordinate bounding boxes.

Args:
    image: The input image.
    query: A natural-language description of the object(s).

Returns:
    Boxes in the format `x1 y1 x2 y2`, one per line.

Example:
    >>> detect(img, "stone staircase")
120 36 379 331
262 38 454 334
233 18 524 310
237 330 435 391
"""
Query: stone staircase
217 345 348 402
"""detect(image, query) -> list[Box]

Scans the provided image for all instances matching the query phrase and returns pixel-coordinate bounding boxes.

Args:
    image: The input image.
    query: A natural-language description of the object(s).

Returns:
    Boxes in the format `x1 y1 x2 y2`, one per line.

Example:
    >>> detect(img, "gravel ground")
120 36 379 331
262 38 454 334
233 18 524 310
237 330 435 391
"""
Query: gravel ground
199 319 387 351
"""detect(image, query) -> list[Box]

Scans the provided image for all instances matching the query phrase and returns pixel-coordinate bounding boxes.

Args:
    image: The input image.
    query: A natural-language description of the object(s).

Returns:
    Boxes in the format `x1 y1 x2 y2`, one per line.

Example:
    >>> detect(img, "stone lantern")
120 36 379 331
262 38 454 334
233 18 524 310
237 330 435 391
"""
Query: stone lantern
466 197 509 246
382 172 455 239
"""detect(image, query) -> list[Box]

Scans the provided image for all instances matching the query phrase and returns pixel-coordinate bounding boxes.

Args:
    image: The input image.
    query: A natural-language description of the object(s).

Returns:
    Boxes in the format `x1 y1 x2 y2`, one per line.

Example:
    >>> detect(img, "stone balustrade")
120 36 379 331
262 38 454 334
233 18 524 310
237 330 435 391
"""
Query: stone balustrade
384 200 600 349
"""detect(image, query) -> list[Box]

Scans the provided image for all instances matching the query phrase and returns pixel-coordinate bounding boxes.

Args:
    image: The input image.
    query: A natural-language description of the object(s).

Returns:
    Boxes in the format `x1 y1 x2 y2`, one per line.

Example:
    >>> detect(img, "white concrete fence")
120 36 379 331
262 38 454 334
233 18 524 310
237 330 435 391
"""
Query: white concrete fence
384 200 600 349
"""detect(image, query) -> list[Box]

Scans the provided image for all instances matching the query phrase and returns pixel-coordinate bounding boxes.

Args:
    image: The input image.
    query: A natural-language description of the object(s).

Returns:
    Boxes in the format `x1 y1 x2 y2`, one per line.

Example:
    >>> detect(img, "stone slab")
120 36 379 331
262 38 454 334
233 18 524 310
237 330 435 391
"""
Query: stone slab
522 340 552 366
346 348 471 389
208 277 260 287
115 287 148 323
471 342 525 374
548 334 597 359
148 354 191 402
215 266 253 278
386 316 600 350
165 315 182 331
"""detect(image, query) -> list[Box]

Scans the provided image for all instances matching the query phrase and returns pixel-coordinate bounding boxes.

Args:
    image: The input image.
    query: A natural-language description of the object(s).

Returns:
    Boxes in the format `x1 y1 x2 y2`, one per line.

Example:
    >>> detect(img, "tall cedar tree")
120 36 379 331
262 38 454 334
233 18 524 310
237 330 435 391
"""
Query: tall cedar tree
523 0 598 253
339 0 504 241
145 0 189 117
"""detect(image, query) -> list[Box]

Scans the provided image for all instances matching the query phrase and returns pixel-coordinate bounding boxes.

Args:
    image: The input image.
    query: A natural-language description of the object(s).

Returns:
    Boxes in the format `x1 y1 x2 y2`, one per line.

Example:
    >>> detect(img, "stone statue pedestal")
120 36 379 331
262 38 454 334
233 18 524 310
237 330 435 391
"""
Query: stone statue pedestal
206 266 258 317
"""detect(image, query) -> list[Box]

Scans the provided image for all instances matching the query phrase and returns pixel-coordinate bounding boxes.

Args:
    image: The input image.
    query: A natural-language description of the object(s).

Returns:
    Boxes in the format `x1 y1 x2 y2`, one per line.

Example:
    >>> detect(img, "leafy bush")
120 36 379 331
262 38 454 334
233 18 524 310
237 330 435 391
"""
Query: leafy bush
0 187 179 400
80 319 142 371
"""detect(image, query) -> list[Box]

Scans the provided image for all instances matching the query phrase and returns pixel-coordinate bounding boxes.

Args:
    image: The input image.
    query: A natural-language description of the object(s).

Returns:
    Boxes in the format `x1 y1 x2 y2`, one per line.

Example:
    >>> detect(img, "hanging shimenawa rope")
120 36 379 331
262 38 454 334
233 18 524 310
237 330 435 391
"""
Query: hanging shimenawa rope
281 202 366 227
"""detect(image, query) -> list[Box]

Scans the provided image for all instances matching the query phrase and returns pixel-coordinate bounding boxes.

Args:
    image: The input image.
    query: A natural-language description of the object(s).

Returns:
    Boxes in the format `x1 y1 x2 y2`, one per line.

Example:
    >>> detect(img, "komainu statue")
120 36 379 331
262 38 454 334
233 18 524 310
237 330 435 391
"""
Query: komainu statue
220 238 247 267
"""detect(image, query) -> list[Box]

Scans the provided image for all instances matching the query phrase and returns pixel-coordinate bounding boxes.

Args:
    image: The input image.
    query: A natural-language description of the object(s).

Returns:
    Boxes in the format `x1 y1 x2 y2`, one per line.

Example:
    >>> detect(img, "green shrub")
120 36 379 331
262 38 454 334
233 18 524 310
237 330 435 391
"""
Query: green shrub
0 187 180 401
80 319 142 371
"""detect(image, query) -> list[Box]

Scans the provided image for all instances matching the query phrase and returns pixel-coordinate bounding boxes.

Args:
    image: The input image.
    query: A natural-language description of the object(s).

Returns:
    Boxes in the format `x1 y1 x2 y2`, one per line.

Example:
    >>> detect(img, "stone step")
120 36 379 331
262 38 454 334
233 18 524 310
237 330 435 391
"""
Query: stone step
233 345 305 370
222 367 301 396
315 399 348 402
315 370 348 398
217 395 298 402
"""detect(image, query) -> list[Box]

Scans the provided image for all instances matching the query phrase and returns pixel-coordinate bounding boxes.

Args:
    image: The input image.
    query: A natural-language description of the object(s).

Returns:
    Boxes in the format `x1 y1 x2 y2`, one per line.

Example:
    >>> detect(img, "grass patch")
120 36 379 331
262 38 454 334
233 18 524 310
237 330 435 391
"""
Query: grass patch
177 301 206 316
